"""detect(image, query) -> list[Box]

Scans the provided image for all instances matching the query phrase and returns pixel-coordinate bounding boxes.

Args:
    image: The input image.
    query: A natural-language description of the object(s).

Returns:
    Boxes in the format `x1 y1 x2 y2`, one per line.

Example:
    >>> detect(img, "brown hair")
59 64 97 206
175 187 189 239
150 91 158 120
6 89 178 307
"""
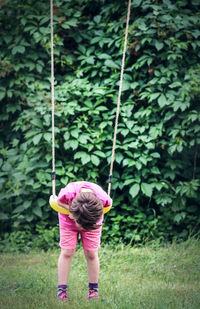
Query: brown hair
69 192 103 230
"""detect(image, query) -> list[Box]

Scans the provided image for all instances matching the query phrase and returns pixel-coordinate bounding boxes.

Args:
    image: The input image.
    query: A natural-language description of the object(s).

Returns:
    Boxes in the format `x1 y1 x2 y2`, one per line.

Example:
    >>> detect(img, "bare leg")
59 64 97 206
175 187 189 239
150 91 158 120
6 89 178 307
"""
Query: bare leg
84 249 99 283
58 248 75 285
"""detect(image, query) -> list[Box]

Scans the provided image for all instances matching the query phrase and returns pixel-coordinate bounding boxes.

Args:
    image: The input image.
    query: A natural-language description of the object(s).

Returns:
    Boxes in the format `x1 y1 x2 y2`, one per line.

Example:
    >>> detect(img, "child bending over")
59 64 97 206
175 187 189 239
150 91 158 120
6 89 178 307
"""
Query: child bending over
57 181 112 302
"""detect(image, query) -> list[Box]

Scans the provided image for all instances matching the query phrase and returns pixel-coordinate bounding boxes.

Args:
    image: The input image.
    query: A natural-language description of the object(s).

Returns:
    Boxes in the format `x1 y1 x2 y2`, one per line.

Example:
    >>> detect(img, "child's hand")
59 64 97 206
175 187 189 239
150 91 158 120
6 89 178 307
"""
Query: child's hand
57 200 70 210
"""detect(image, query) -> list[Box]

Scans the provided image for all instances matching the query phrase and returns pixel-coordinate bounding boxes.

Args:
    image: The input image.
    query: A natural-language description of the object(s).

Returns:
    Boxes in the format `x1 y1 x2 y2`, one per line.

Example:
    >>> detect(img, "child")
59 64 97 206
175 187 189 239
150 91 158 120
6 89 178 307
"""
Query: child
56 181 112 302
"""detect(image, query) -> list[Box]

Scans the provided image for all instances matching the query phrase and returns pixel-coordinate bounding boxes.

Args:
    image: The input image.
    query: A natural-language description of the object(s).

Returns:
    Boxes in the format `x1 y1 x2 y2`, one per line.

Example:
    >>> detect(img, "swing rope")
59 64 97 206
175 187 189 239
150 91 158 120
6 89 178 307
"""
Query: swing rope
107 0 131 196
50 0 131 198
50 0 56 197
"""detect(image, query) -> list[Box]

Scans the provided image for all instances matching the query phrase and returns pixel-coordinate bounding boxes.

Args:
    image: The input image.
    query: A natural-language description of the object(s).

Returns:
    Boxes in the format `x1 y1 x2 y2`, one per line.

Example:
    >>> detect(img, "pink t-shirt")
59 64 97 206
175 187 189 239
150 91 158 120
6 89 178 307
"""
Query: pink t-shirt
58 181 112 227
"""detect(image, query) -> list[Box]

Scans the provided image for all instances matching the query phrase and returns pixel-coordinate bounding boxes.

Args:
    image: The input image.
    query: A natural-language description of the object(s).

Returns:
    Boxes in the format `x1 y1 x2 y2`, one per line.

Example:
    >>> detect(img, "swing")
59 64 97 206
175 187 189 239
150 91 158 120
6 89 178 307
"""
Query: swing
49 0 131 215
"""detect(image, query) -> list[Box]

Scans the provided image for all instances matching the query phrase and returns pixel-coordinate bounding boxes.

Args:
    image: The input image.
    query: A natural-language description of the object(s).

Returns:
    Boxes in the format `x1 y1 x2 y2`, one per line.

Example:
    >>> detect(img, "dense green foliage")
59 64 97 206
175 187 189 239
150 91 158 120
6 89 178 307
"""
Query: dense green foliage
0 0 200 247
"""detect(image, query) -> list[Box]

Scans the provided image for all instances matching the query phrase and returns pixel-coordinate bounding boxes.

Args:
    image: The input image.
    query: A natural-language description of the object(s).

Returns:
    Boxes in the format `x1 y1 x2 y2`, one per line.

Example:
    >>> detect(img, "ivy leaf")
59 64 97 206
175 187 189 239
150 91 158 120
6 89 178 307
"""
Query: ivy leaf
151 152 160 158
37 198 46 207
126 120 135 130
61 19 77 29
120 129 129 137
158 94 168 108
149 92 160 102
138 23 148 31
12 46 25 55
44 133 52 142
64 140 78 150
31 119 43 128
97 53 111 60
155 41 164 51
122 80 131 91
93 150 106 158
0 212 9 220
174 212 186 224
64 132 70 141
129 184 140 198
33 133 43 145
12 201 31 214
91 155 100 166
81 153 90 165
0 89 6 100
124 179 135 186
94 15 101 23
149 127 159 139
94 89 106 95
74 152 90 164
79 134 89 144
151 166 160 174
105 60 119 69
12 205 26 214
141 183 153 197
78 45 86 54
135 161 142 170
36 63 43 73
33 206 42 218
115 152 123 164
86 56 95 65
131 82 139 89
132 0 142 7
139 156 147 165
71 128 79 138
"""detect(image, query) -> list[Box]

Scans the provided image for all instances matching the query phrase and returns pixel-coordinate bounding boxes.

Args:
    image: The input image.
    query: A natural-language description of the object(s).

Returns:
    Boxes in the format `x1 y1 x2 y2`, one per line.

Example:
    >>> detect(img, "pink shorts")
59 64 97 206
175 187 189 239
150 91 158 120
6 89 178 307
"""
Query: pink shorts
59 214 102 251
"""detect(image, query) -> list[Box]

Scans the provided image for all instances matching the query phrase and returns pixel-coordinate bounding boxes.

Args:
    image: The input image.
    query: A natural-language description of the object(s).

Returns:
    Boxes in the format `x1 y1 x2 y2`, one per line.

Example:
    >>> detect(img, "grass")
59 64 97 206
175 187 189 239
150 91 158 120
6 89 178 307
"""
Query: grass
0 239 200 309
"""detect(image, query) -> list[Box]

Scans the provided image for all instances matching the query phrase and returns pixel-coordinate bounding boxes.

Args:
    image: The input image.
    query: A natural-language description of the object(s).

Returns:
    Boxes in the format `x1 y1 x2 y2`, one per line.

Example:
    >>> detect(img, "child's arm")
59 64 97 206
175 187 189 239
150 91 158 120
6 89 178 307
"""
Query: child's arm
57 200 70 210
58 183 76 206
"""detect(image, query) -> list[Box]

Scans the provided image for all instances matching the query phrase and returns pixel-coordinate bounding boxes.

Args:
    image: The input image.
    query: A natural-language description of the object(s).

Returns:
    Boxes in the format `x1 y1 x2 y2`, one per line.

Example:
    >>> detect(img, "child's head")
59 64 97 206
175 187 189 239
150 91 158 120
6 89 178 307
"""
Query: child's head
69 192 103 230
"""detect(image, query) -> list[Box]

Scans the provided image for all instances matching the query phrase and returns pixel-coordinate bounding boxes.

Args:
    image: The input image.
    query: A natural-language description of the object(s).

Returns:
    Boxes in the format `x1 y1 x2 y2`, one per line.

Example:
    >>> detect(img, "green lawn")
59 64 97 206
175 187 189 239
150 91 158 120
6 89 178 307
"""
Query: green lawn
0 239 200 309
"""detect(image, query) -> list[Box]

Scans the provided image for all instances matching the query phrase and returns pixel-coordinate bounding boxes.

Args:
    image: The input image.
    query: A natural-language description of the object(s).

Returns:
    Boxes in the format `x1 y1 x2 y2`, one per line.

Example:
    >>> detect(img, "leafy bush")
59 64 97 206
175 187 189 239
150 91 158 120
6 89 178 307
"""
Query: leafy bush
0 0 200 246
0 223 59 252
0 230 33 253
32 223 59 251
